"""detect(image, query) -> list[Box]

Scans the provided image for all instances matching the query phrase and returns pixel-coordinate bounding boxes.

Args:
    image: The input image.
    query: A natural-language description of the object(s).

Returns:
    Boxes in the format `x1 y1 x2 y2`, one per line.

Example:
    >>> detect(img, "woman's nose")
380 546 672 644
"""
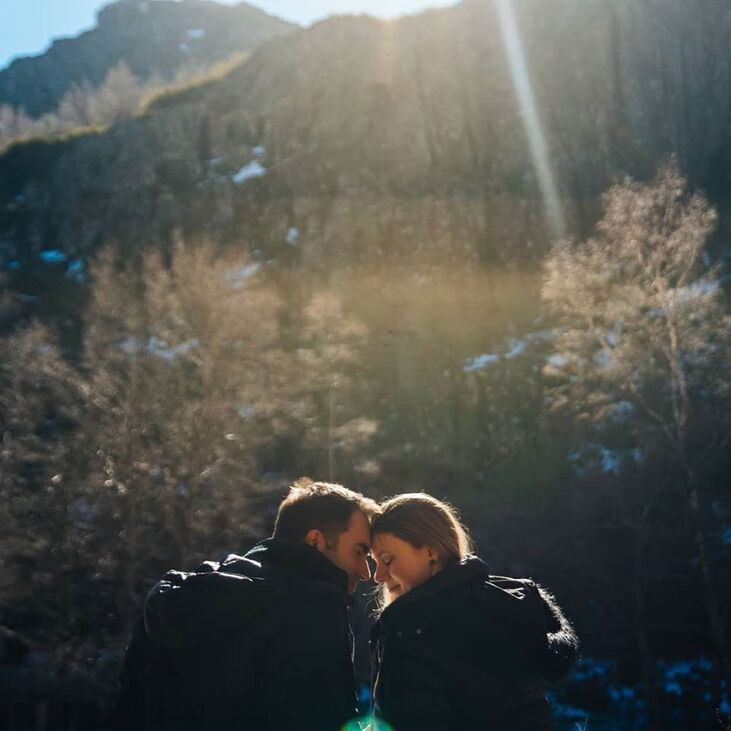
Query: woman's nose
373 561 388 584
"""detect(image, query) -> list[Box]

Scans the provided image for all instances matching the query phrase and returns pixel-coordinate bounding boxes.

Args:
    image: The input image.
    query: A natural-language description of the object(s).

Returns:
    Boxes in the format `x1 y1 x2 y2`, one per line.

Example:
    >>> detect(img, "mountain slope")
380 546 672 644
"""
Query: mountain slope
2 0 731 286
0 0 297 117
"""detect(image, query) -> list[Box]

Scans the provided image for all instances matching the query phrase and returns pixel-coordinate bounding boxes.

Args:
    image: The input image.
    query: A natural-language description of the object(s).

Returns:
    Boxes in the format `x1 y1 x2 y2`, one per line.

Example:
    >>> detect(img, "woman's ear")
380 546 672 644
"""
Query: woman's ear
426 546 441 565
304 528 327 552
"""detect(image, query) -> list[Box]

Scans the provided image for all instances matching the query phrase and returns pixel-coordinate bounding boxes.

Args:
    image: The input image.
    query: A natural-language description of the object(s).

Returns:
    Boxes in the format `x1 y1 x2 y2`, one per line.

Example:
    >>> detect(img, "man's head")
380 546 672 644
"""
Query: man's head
273 478 378 593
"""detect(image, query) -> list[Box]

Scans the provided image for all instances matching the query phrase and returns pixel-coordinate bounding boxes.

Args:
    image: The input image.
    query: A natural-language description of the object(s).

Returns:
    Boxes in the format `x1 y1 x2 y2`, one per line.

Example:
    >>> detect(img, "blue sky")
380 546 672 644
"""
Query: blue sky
0 0 449 70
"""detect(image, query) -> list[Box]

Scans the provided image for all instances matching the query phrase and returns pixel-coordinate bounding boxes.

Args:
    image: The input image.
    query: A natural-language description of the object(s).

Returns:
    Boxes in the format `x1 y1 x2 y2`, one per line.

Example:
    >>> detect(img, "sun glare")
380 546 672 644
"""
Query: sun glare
495 0 566 240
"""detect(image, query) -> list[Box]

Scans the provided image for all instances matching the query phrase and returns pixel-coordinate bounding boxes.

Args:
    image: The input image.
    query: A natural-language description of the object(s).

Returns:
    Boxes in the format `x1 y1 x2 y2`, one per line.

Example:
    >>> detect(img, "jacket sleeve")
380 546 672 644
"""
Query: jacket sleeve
535 584 580 681
264 596 359 731
486 576 579 682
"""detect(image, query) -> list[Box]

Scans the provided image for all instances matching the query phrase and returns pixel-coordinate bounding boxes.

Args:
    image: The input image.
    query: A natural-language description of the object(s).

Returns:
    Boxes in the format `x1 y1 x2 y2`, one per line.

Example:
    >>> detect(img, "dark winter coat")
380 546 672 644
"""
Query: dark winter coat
107 538 359 731
371 556 578 731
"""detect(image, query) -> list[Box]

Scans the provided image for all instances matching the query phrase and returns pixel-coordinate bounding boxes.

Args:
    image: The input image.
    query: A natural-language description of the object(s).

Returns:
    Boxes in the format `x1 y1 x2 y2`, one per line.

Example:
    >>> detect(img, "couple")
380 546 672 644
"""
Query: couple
109 479 578 730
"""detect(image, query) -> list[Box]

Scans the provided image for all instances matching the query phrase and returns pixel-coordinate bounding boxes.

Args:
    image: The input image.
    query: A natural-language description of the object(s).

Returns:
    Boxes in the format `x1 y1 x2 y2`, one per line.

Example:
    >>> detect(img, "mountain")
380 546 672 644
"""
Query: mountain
2 0 731 298
0 0 297 118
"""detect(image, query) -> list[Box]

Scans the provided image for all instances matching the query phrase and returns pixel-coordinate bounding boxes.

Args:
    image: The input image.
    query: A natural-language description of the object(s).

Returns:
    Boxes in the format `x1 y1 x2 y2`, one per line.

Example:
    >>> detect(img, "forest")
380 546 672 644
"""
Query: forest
0 1 730 729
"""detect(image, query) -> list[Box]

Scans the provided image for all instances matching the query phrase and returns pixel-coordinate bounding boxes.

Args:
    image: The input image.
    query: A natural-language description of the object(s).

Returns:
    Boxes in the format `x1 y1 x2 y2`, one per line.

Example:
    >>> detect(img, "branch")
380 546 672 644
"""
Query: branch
626 379 679 451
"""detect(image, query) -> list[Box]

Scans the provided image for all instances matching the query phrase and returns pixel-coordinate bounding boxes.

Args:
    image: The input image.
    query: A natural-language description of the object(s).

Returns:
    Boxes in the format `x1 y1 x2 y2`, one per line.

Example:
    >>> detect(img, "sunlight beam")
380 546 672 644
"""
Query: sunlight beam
495 0 566 239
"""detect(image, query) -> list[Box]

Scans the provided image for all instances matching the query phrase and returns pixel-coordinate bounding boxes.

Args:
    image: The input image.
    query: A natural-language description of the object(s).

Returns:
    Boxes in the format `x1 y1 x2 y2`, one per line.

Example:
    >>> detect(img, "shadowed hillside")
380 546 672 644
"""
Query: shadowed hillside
2 0 731 300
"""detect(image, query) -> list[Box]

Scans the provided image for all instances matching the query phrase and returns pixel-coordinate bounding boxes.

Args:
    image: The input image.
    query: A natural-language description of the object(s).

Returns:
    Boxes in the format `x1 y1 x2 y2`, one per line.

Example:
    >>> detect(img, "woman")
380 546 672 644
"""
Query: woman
370 493 578 730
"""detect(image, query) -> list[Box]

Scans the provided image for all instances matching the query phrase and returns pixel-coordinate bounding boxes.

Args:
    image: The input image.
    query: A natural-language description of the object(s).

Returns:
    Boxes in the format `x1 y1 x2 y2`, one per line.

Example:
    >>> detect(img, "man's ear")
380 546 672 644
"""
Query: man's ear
304 528 327 552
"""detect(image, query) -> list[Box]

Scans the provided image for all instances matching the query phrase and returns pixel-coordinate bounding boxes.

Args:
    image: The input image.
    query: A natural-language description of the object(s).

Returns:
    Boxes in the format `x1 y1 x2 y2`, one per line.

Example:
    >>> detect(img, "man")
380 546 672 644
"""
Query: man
108 478 377 730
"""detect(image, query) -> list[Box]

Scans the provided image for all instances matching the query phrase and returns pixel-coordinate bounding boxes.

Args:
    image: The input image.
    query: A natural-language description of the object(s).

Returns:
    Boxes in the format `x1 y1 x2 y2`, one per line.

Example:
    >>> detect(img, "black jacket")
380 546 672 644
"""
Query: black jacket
371 556 578 731
108 539 359 731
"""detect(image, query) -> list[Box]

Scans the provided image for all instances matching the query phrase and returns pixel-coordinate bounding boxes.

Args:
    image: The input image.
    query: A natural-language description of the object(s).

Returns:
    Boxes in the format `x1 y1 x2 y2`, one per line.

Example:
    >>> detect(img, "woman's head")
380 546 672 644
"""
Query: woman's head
371 493 474 604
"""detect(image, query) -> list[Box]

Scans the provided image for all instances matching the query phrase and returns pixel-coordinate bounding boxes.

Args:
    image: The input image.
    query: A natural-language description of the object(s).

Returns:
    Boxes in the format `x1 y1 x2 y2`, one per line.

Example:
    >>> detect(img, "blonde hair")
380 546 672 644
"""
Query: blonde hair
372 493 474 565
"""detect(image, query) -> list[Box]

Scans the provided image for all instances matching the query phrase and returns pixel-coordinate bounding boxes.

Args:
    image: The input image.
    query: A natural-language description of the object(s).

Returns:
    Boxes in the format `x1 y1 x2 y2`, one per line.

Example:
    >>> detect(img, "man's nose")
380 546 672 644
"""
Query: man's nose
359 555 372 581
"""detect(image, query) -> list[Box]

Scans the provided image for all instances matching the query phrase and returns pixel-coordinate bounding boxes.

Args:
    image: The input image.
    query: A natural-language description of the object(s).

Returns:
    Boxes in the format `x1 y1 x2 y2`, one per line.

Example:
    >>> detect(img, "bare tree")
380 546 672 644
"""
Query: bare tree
295 290 375 481
83 242 287 622
542 162 731 715
0 62 193 150
0 105 34 148
0 324 90 649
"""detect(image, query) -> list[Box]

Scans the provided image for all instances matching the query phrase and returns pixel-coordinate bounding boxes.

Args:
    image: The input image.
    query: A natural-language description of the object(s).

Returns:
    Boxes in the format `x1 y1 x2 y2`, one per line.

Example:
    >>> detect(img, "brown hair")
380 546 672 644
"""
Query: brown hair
371 492 474 565
273 477 378 545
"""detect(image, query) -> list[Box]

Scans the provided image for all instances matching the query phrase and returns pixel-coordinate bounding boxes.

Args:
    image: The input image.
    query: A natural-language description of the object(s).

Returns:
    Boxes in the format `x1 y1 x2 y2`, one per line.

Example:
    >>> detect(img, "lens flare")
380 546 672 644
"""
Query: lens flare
495 0 566 240
341 715 395 731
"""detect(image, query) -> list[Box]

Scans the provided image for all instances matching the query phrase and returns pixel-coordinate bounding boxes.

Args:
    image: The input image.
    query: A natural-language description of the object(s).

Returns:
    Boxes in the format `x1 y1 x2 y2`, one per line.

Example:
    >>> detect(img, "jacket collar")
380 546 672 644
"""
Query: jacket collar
242 537 350 594
377 555 490 627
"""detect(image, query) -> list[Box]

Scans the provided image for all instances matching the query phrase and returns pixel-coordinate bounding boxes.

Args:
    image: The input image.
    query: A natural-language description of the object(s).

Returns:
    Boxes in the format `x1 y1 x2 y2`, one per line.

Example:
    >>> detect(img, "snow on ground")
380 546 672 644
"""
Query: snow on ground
608 687 636 702
464 353 501 372
546 353 569 368
462 339 526 371
40 249 67 264
286 227 299 245
505 338 528 359
232 160 266 184
186 28 205 39
238 404 256 421
572 657 612 681
118 336 142 355
569 444 643 476
66 259 85 282
630 447 643 464
595 347 613 368
463 328 563 373
225 262 262 289
661 657 715 697
118 336 200 362
552 655 725 727
668 279 720 304
600 448 620 474
148 337 199 362
252 145 266 158
70 497 98 528
609 400 635 421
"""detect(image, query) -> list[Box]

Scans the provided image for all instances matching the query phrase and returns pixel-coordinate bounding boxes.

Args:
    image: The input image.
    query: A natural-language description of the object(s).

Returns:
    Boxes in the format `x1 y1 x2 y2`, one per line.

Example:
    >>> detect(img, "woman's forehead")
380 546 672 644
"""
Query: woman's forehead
372 532 411 554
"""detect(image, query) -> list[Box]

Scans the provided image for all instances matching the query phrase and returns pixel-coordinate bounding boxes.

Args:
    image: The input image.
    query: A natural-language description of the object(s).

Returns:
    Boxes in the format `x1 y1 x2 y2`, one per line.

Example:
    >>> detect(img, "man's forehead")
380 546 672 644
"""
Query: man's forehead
344 510 372 543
